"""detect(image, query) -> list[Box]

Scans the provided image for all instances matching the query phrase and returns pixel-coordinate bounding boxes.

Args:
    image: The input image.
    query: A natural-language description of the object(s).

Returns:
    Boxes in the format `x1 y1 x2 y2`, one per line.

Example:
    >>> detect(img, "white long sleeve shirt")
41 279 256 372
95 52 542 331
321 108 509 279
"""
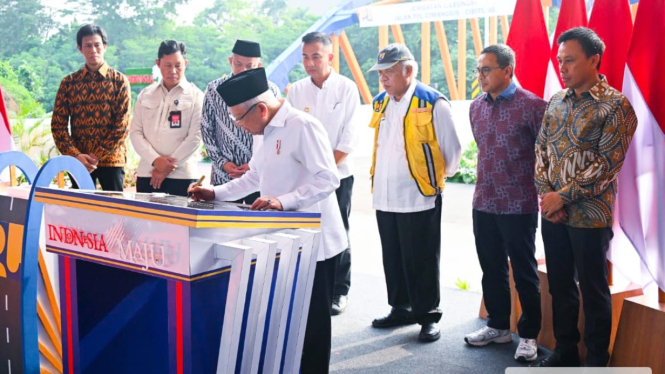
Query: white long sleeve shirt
213 101 348 261
130 78 204 179
286 70 360 179
373 80 462 213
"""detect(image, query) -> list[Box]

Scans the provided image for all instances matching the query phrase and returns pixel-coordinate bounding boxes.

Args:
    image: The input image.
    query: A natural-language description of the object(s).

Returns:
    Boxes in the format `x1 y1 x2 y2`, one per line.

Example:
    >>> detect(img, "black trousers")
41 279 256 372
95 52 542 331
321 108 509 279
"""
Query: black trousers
541 219 613 367
135 177 196 197
300 253 339 374
334 176 354 296
69 167 124 191
376 195 442 325
473 210 541 339
230 191 260 205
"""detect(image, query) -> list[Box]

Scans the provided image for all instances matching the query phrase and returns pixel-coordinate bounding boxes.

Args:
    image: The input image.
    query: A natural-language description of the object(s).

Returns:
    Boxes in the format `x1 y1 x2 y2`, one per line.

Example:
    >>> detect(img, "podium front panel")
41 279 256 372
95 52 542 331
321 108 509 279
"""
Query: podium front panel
34 188 321 374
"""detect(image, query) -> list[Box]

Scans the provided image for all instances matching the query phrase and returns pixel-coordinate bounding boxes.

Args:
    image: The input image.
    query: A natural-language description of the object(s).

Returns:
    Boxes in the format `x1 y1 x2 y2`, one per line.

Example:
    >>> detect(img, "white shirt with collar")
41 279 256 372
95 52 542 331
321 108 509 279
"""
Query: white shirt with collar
213 100 348 261
373 79 462 213
130 78 204 179
286 69 359 179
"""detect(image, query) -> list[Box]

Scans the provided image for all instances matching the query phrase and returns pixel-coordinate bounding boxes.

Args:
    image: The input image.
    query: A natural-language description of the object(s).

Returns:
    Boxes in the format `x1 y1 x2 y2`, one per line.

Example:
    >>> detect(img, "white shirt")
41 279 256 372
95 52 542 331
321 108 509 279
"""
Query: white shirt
130 78 204 179
373 80 462 213
286 69 359 179
213 101 348 261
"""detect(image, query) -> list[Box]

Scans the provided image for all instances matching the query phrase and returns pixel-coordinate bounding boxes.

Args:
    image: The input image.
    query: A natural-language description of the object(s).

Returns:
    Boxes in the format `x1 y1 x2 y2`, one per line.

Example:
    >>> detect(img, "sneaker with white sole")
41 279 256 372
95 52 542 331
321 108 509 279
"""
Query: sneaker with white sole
464 326 512 346
514 338 538 362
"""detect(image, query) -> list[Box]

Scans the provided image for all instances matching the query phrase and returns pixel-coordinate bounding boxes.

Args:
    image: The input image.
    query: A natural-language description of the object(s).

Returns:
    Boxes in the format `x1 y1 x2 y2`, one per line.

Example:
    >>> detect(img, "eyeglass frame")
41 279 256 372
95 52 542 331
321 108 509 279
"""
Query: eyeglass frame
475 66 507 76
230 101 264 123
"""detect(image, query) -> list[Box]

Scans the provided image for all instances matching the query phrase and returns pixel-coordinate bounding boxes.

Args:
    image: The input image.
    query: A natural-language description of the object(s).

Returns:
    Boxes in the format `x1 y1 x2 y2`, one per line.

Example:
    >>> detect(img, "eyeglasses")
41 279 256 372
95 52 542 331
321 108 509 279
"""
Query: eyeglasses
475 66 504 76
230 101 264 123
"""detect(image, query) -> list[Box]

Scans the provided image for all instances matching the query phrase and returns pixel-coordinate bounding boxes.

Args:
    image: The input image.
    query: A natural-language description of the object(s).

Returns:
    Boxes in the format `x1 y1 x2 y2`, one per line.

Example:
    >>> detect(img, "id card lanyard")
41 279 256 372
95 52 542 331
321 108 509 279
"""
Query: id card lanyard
169 99 181 128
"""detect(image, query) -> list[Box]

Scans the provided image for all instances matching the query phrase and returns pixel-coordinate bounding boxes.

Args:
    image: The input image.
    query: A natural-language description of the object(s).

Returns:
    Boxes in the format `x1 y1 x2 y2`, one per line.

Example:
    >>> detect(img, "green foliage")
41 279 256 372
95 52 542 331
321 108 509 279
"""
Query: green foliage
0 61 45 117
199 143 211 163
0 0 54 59
548 7 560 35
455 277 471 291
0 61 18 81
0 0 321 113
448 141 478 184
9 102 57 170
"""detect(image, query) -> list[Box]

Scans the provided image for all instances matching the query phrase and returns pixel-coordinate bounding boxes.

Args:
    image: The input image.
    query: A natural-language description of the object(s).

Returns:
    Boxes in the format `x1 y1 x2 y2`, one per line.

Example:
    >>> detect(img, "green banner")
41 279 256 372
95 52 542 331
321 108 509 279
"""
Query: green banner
126 68 156 87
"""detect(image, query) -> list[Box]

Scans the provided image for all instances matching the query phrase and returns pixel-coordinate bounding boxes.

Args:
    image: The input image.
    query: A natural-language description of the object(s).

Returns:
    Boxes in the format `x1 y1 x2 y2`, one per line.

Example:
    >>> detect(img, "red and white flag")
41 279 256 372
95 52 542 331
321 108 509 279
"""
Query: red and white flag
0 84 13 152
616 0 665 293
506 0 550 98
543 0 588 100
588 0 640 287
588 0 633 90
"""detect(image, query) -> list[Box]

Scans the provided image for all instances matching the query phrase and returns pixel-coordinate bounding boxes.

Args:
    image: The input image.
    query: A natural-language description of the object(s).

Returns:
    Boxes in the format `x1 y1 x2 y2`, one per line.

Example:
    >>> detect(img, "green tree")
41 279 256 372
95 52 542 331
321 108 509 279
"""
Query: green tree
194 0 251 32
0 0 54 59
0 62 45 117
25 26 84 112
262 0 288 21
81 0 187 41
171 25 233 91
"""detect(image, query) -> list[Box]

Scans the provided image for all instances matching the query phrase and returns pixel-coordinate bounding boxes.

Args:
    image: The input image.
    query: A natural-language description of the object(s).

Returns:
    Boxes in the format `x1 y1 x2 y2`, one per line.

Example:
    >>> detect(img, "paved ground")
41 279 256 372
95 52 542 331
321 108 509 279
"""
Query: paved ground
330 274 548 374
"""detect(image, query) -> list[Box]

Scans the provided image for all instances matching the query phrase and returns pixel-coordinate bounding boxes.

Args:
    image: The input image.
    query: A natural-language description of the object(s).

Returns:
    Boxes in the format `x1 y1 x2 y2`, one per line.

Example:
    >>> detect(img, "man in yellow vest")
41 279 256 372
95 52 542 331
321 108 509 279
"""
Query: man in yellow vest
367 44 461 341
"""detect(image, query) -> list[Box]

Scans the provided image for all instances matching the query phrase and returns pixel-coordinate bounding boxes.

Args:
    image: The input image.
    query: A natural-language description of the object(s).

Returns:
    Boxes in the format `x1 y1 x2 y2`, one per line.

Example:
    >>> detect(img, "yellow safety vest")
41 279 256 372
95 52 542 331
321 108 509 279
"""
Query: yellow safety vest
369 82 447 196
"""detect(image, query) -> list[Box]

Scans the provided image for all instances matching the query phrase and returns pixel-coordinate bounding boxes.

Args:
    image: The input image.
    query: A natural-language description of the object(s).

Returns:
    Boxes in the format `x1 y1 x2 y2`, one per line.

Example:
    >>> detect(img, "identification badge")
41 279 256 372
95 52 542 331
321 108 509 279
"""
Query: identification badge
169 111 182 128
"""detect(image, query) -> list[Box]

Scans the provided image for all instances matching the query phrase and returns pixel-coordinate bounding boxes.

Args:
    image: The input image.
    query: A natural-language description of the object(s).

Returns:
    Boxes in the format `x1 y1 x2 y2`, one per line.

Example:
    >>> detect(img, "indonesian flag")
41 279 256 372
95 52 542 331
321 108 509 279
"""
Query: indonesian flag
589 0 637 286
0 84 13 152
506 0 550 98
616 0 665 293
543 0 588 101
588 0 633 91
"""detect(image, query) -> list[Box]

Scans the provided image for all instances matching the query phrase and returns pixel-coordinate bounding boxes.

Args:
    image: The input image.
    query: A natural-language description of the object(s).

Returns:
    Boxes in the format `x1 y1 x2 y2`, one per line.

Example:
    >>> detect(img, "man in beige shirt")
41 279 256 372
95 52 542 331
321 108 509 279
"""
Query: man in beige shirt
130 40 204 196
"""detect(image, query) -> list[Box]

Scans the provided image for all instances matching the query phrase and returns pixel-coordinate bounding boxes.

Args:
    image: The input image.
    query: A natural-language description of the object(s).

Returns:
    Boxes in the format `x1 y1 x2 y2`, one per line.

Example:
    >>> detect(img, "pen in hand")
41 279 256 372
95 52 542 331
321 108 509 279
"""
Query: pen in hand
188 175 205 198
193 175 205 188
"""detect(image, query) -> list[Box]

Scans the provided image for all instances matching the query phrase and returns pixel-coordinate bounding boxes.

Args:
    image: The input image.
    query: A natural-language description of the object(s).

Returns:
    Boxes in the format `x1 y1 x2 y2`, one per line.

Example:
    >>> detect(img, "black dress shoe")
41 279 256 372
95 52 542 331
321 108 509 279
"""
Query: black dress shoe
418 323 441 342
371 309 416 328
331 295 347 316
529 352 581 367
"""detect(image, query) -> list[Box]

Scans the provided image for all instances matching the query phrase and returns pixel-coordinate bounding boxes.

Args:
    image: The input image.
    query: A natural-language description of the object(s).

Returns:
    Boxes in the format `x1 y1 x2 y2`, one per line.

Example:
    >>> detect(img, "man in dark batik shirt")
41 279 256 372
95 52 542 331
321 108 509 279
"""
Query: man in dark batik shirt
532 27 637 368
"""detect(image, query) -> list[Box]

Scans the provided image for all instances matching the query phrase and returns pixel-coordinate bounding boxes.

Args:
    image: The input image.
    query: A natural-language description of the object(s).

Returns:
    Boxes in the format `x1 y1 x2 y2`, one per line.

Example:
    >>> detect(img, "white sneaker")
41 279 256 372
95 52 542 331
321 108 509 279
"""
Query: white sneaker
514 338 538 362
464 326 512 346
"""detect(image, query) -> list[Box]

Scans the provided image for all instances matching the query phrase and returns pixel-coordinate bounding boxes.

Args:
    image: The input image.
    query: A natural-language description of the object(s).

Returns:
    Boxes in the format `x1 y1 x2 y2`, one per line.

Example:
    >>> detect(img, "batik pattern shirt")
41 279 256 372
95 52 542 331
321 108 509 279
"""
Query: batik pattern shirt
470 82 547 214
51 63 131 167
535 77 637 228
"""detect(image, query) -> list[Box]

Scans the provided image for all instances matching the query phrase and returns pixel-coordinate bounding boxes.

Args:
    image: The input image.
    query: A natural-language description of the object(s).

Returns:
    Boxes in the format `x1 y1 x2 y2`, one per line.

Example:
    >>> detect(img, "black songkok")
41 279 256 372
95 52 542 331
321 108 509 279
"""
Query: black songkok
231 39 261 58
216 67 269 107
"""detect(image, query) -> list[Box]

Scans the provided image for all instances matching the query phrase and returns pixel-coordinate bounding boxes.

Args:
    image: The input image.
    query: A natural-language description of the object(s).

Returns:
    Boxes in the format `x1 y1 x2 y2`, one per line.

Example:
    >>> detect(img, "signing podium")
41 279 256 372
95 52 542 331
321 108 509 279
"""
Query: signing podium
34 187 320 374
